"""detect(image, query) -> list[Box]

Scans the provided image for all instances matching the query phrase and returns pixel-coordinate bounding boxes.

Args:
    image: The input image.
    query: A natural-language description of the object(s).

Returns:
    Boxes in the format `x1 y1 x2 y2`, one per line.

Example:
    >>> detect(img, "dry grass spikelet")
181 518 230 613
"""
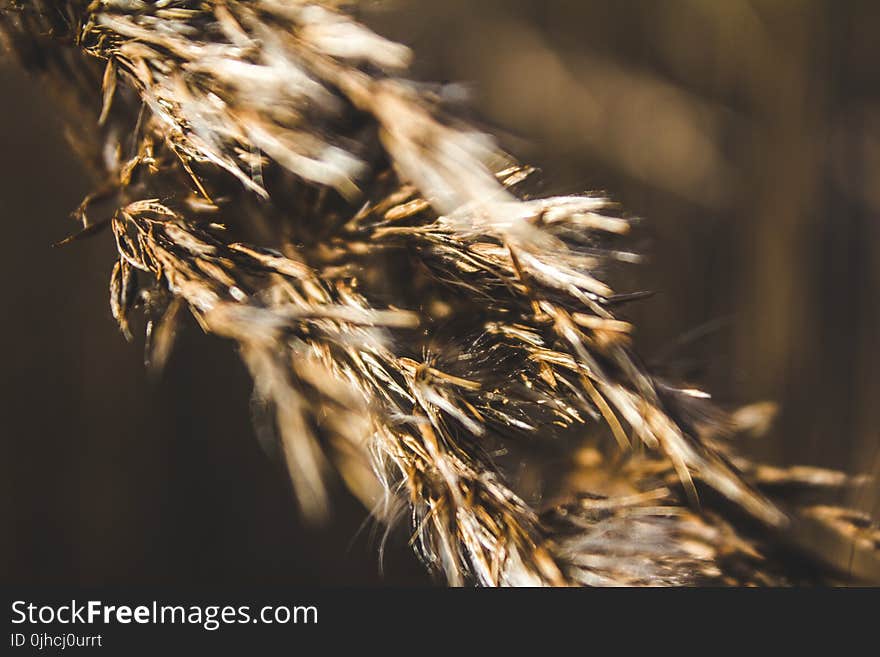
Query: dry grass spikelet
1 0 878 586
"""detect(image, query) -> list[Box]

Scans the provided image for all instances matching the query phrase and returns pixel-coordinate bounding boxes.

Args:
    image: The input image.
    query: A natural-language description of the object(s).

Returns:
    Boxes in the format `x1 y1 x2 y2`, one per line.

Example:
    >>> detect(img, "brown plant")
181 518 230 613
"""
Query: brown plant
1 0 878 585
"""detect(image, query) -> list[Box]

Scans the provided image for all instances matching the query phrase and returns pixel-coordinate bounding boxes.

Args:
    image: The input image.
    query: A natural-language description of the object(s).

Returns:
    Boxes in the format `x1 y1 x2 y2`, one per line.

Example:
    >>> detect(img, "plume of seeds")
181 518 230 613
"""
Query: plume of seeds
2 0 878 585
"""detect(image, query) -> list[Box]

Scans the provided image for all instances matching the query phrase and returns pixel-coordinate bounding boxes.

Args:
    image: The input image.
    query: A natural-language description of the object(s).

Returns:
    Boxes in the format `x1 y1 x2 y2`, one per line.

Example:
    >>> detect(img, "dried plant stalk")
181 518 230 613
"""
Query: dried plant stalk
2 0 878 585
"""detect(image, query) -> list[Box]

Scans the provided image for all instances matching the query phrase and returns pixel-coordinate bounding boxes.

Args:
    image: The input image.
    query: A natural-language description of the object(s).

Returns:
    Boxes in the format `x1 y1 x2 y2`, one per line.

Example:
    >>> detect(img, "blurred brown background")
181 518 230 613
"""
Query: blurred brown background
2 0 879 586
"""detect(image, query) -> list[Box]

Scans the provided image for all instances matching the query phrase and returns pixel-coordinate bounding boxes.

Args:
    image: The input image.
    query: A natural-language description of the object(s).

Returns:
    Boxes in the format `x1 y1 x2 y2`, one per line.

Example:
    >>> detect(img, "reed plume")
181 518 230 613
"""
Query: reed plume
2 0 878 585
